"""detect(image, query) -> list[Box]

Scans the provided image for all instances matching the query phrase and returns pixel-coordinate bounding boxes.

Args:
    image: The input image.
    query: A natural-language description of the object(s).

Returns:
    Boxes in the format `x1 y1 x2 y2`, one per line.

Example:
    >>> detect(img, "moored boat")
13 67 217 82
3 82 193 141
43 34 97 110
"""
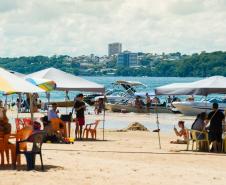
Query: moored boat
105 103 172 113
172 98 226 116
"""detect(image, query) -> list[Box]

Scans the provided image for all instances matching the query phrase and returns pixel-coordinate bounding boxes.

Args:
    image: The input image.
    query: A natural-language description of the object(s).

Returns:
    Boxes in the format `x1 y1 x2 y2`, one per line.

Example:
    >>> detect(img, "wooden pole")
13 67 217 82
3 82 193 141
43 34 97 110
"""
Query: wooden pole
155 100 161 149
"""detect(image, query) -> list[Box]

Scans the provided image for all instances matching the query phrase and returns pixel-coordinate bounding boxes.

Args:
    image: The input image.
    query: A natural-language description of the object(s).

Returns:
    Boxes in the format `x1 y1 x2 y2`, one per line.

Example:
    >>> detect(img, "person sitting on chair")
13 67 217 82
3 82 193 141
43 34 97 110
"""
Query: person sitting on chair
48 103 59 121
48 103 66 137
191 112 208 151
170 121 188 144
191 112 207 132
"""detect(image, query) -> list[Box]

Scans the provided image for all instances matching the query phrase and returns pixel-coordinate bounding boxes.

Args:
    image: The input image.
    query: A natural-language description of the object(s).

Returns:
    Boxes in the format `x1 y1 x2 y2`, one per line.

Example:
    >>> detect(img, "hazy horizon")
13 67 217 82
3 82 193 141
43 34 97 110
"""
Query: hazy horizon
0 0 226 57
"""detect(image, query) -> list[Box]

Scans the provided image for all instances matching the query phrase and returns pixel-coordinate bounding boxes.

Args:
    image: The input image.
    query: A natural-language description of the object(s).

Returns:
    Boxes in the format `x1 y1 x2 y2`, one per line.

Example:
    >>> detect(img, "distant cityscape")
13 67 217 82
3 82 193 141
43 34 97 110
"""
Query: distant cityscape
57 42 183 76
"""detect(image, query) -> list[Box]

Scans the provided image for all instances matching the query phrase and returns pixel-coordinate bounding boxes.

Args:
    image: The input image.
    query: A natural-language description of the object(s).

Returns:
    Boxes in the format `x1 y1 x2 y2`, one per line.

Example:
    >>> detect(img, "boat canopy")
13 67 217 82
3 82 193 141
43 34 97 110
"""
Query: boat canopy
114 80 146 87
26 67 105 93
155 76 226 96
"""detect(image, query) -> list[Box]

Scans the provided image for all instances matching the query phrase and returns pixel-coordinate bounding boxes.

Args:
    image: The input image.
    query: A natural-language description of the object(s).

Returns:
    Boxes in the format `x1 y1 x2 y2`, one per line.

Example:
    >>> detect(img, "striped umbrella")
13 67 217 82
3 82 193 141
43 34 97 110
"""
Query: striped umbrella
25 77 56 92
0 68 44 93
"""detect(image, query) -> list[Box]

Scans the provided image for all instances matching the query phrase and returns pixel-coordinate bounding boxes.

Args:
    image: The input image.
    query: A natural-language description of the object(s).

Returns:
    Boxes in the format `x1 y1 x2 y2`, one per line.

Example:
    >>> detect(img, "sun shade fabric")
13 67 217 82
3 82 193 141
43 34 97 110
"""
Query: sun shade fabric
25 77 56 92
155 76 226 96
26 67 105 93
0 68 44 93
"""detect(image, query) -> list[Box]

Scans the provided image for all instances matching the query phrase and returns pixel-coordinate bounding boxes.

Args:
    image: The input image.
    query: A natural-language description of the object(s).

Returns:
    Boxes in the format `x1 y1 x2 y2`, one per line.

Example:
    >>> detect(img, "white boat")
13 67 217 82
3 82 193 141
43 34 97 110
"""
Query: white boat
172 98 226 116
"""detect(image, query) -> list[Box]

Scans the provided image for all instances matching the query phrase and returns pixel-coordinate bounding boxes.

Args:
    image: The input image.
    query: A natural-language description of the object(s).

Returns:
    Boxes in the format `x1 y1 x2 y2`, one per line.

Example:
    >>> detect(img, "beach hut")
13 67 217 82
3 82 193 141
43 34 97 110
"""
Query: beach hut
27 67 106 139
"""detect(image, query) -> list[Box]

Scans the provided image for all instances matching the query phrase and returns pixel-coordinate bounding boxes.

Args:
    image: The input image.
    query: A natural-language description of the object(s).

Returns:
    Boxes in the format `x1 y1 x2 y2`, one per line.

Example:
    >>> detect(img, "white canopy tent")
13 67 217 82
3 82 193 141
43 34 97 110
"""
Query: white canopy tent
154 76 226 149
26 67 105 93
27 67 106 140
155 76 226 96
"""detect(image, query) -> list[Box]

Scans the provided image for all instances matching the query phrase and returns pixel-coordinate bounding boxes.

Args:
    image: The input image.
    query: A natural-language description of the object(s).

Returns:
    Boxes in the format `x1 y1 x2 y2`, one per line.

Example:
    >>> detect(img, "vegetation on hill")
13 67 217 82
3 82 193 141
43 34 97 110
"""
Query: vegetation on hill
0 51 226 77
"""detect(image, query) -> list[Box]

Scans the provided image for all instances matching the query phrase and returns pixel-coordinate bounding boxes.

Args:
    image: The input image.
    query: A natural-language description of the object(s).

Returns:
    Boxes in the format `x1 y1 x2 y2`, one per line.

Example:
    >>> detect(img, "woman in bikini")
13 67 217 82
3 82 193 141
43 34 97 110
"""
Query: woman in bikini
170 121 188 144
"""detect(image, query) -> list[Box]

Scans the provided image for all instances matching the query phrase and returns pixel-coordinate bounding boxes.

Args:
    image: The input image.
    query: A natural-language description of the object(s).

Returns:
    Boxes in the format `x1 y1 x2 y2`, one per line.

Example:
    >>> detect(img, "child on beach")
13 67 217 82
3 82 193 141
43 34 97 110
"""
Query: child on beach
170 121 188 144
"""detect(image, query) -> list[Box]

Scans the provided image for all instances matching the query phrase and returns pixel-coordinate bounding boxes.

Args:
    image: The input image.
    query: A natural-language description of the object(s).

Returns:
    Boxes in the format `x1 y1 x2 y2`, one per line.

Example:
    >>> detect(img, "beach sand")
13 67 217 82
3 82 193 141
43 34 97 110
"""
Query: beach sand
1 111 226 185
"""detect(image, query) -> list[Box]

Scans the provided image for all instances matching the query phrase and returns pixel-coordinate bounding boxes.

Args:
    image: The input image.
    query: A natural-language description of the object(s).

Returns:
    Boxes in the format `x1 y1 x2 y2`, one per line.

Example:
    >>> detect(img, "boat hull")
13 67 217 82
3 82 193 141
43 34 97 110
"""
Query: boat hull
172 102 226 116
105 103 172 113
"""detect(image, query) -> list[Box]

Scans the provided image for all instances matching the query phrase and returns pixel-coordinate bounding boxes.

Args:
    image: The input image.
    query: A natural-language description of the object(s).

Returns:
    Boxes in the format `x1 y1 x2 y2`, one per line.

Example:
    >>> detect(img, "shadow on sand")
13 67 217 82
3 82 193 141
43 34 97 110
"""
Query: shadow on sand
0 164 64 172
43 148 226 157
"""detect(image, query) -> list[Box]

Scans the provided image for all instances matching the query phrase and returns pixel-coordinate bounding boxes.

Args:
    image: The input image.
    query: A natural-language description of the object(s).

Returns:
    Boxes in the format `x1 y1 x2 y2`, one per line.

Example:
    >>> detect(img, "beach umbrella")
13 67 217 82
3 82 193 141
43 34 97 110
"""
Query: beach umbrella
0 67 45 122
0 68 44 93
25 77 56 92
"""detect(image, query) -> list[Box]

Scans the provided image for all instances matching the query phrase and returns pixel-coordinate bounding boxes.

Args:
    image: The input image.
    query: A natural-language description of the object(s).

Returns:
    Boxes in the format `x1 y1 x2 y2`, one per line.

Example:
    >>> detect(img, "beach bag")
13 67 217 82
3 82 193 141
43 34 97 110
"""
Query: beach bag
44 134 61 143
60 112 72 122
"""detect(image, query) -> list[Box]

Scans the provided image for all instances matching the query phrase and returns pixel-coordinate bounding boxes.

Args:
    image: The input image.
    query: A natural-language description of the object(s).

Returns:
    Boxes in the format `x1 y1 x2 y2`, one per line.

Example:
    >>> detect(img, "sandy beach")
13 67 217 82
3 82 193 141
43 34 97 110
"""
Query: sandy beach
1 111 226 185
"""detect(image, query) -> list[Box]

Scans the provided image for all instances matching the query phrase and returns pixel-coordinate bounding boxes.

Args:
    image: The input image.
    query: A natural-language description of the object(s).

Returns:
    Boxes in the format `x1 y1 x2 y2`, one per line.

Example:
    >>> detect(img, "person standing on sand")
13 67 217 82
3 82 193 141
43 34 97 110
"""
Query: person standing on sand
146 93 151 109
207 103 225 152
74 94 86 140
0 100 11 134
135 96 142 110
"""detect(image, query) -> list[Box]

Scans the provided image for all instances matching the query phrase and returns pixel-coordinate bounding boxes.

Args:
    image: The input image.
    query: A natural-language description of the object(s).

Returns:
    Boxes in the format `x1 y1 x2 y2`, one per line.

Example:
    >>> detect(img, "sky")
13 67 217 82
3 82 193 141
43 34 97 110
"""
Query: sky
0 0 226 57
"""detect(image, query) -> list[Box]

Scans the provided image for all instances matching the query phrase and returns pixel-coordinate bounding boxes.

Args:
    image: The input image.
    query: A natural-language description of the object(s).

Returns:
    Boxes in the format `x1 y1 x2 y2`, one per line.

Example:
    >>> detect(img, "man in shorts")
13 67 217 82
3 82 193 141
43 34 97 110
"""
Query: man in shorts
207 103 225 152
74 94 86 140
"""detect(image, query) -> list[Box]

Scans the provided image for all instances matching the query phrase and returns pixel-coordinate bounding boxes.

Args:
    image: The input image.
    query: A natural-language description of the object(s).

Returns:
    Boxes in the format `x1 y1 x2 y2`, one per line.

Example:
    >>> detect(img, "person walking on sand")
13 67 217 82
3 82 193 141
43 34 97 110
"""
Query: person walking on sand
74 94 86 140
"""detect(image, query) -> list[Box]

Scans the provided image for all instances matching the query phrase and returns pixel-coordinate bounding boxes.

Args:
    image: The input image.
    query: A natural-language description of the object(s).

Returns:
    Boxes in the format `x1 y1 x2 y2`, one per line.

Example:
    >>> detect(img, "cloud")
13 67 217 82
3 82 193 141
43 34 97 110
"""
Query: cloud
168 0 205 15
0 0 20 13
0 0 226 57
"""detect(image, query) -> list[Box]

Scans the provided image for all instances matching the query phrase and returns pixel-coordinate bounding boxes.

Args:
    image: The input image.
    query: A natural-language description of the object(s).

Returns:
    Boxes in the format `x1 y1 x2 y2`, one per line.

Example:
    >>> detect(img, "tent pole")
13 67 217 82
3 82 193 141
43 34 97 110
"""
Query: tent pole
17 93 22 118
155 99 161 149
18 93 22 113
65 90 69 114
4 94 8 110
29 93 34 125
47 92 50 111
205 95 207 113
103 95 106 141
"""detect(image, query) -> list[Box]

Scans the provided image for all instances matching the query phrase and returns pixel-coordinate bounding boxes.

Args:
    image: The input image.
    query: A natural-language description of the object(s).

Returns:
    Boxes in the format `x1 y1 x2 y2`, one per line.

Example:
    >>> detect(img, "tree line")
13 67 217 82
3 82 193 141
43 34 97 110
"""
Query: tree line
0 51 226 77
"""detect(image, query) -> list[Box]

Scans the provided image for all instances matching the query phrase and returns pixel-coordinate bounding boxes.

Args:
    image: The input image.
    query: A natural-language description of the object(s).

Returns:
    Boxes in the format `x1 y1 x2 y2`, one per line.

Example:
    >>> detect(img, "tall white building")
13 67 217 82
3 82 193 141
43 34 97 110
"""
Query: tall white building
108 43 122 56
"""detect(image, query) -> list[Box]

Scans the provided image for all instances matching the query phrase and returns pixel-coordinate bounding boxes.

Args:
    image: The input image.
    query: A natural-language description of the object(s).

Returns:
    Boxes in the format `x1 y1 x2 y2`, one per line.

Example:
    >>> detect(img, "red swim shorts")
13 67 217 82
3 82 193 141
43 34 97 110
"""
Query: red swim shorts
77 117 85 126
